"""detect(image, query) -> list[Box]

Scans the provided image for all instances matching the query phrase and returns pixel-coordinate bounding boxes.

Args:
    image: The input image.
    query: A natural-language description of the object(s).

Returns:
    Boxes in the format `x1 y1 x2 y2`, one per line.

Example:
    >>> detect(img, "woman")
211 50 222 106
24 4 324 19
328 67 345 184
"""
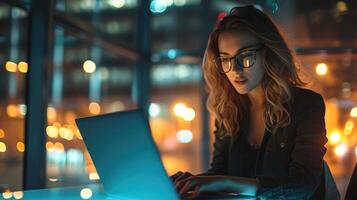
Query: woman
171 5 333 199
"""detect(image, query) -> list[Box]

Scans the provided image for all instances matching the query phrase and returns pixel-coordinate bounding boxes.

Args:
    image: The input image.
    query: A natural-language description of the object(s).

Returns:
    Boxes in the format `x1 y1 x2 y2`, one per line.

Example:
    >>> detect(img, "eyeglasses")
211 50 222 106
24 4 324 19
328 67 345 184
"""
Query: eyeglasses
214 46 264 73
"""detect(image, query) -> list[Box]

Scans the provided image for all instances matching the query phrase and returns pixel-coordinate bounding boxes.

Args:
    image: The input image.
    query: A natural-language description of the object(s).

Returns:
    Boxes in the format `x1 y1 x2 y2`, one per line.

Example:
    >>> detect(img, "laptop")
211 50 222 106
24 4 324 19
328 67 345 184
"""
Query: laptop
75 109 255 200
75 109 179 200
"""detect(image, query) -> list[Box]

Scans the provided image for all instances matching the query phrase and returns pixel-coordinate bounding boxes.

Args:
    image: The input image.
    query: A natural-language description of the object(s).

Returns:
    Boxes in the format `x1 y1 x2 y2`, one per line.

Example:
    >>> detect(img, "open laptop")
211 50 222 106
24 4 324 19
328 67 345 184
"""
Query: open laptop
75 109 255 200
75 109 179 200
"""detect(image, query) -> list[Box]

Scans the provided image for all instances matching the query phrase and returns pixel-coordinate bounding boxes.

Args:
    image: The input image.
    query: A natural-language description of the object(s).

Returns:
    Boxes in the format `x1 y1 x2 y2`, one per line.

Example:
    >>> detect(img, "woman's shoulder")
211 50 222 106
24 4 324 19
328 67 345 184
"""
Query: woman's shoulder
292 86 323 100
291 86 325 113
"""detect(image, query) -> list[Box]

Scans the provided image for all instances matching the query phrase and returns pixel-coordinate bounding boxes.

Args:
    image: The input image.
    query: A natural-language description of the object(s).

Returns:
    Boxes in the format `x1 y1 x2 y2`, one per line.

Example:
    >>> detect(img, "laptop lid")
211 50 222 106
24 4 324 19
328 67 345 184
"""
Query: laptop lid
75 110 179 200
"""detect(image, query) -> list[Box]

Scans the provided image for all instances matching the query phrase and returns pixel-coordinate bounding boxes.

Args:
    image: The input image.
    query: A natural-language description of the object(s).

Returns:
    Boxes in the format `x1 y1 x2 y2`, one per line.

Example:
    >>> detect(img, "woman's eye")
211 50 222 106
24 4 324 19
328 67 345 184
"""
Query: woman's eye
221 57 230 63
243 58 251 67
240 54 254 67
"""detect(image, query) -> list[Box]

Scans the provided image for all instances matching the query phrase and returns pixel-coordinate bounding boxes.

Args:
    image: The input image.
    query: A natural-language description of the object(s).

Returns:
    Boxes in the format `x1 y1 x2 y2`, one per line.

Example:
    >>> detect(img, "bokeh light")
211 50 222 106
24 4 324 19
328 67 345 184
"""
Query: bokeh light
48 178 58 182
108 0 125 8
47 107 57 121
16 142 25 153
182 107 195 121
80 188 93 199
89 172 100 181
336 1 348 13
0 129 5 138
54 142 65 153
334 143 348 157
344 121 354 135
7 104 18 118
150 0 167 13
18 104 27 116
89 102 101 115
18 61 28 73
83 60 96 73
46 142 55 152
5 61 17 72
149 103 161 117
0 142 7 153
46 126 59 138
176 130 193 143
315 63 328 75
329 131 341 144
167 49 177 59
13 191 23 199
2 190 12 199
350 107 357 117
59 127 74 140
174 103 186 117
174 0 186 6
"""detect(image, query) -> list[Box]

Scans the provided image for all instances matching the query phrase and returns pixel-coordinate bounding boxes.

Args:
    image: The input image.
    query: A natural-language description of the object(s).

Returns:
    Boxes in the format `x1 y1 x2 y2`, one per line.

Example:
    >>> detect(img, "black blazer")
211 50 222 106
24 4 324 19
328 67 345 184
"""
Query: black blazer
345 163 357 199
204 87 328 199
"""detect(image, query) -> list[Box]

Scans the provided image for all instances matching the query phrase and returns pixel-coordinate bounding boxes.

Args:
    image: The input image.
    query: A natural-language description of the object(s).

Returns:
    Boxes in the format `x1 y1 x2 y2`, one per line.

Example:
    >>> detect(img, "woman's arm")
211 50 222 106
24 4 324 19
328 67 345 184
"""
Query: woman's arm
256 92 328 199
225 176 260 196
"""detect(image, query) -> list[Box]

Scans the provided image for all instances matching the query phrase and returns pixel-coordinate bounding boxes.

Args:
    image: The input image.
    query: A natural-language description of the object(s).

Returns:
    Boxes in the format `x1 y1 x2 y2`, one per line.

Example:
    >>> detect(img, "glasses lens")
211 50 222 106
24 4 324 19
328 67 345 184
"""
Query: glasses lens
236 51 255 68
217 57 231 73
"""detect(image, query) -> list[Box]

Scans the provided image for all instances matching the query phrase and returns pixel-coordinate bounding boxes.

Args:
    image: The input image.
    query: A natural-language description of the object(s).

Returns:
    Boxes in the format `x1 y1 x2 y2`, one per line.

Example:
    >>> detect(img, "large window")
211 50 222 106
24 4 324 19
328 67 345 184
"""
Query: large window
0 3 28 191
45 23 137 188
55 0 138 49
297 52 357 197
149 0 207 175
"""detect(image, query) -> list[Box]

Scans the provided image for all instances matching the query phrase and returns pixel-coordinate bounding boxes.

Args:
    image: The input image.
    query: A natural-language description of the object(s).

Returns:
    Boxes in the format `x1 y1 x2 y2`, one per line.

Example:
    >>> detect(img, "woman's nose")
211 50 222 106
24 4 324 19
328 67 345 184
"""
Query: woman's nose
231 58 244 72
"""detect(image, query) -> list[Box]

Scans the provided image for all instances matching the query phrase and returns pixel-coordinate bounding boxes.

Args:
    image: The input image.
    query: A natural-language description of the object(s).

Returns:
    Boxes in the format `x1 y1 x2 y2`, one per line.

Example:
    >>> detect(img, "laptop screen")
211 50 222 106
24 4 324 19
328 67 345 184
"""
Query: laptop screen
75 110 179 200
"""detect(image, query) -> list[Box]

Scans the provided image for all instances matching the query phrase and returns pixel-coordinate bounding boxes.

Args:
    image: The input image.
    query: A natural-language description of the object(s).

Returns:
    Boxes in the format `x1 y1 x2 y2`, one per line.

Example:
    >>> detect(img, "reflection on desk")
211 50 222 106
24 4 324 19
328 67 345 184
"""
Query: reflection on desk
1 184 133 200
182 191 256 200
2 184 257 200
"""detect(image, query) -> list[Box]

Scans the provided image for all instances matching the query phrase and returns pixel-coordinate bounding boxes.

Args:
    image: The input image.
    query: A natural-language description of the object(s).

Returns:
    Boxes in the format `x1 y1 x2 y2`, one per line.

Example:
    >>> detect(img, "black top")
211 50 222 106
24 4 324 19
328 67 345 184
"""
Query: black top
345 163 357 200
228 129 271 178
201 86 335 199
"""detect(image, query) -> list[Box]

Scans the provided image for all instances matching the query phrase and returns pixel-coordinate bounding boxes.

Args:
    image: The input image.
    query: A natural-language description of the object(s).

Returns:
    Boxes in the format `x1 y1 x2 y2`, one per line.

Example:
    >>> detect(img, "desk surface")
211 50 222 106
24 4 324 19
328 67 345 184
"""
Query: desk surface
2 184 256 200
2 184 134 200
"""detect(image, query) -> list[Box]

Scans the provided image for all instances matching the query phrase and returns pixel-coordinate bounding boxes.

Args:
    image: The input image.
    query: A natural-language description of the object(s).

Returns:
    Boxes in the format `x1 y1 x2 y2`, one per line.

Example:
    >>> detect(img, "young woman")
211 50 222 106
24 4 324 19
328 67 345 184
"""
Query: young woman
171 5 334 199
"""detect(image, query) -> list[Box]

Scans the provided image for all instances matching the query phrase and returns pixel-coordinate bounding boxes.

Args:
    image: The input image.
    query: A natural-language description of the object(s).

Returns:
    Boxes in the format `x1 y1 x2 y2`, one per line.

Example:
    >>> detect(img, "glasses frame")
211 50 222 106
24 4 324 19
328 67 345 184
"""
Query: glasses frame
214 45 264 74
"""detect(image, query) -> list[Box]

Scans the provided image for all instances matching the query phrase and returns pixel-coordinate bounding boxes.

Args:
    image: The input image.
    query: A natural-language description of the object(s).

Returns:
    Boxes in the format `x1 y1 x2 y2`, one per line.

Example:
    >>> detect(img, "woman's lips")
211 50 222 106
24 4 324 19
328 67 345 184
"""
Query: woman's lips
234 78 248 85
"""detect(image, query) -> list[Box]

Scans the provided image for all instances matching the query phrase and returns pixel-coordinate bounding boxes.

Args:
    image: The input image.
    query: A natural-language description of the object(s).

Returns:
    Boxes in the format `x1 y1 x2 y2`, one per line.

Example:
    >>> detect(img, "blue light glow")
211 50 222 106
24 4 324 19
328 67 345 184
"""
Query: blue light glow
149 103 161 117
67 149 84 165
150 0 167 13
167 49 177 59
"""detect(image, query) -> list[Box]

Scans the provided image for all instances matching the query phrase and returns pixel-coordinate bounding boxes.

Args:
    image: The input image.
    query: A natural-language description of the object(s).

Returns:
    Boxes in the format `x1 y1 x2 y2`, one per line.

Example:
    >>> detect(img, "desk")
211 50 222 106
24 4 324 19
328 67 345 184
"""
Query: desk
2 184 256 200
2 184 133 200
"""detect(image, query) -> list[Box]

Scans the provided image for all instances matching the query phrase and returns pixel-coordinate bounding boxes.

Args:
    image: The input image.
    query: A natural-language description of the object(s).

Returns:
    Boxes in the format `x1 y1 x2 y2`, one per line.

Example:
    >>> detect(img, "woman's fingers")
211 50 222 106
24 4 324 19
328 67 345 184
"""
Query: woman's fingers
175 175 194 191
173 172 193 185
189 185 202 199
170 171 183 182
179 178 196 196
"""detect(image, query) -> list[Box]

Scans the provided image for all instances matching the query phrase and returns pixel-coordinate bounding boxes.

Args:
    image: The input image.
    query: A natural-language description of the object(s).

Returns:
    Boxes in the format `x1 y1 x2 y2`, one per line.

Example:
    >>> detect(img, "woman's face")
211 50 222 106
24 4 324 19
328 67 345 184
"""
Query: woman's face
217 30 265 95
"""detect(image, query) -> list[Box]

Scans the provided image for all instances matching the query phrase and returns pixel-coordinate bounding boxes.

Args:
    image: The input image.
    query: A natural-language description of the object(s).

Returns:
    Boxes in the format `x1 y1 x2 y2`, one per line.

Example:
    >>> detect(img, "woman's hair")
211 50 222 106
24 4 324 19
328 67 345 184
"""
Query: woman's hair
203 5 306 137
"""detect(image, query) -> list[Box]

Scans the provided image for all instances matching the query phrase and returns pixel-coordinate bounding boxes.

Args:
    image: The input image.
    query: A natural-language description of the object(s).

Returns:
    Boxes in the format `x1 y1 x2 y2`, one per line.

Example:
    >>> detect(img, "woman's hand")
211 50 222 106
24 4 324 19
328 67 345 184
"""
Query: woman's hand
170 171 194 185
175 175 231 198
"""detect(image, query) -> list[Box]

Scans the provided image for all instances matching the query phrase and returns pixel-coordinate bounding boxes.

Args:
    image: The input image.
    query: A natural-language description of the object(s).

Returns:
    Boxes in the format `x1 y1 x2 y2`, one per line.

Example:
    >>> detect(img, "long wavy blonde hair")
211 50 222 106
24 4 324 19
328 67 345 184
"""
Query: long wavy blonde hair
203 6 306 137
